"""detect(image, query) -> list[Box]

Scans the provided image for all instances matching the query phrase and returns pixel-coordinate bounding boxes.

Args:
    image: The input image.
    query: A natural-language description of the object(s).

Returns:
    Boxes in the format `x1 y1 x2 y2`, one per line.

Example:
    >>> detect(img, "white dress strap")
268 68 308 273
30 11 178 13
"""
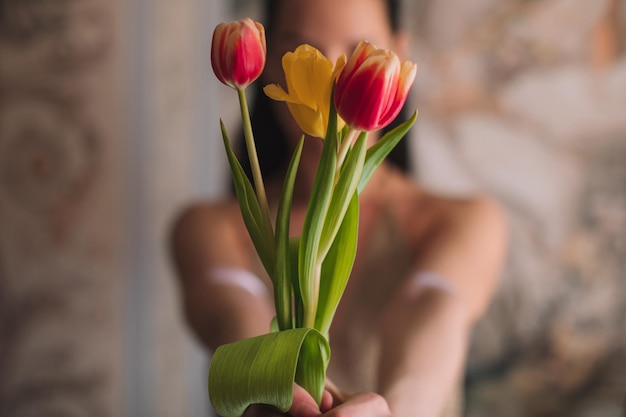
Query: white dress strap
207 267 269 298
406 271 458 296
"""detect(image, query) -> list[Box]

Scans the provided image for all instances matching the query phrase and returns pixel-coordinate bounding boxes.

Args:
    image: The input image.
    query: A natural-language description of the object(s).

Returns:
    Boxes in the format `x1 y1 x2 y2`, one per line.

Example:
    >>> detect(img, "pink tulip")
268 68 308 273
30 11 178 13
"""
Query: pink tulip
334 41 417 131
211 18 266 89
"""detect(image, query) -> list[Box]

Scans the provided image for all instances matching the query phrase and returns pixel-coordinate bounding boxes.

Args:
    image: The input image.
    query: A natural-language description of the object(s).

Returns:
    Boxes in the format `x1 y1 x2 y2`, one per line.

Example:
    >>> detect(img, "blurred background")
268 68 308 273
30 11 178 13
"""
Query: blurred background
0 0 624 416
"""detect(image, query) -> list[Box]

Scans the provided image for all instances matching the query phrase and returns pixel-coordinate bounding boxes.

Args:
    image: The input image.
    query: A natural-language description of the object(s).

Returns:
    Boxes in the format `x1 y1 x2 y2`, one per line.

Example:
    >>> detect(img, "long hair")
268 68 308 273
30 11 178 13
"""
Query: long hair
236 0 412 185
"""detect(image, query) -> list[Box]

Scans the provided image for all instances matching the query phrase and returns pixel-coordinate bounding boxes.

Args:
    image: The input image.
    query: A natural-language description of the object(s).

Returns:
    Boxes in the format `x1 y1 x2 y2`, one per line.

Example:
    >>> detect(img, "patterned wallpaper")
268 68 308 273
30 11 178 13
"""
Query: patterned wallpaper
0 0 123 415
408 0 626 415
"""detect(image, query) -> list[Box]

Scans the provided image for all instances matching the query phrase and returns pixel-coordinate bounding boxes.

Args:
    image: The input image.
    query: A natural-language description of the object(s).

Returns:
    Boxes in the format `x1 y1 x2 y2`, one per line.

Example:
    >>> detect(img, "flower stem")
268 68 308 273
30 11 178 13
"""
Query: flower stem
337 127 360 171
303 262 322 328
238 88 275 249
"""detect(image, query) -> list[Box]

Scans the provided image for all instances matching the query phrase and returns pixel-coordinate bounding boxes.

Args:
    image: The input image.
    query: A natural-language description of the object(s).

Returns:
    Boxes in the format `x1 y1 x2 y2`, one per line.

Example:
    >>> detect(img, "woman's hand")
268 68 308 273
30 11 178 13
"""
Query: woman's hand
241 380 392 417
242 384 334 417
321 392 393 417
321 380 393 417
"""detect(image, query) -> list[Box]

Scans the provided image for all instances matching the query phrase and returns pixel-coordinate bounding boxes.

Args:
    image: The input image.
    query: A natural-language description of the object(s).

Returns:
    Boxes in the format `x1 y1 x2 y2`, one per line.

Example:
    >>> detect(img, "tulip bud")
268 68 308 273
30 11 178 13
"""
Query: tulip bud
334 41 417 131
211 18 266 89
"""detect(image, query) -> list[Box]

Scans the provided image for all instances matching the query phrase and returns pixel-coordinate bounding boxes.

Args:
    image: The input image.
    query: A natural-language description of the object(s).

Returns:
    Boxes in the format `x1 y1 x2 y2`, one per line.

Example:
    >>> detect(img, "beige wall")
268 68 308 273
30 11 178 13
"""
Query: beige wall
0 0 225 415
0 0 125 415
122 0 226 415
409 0 626 416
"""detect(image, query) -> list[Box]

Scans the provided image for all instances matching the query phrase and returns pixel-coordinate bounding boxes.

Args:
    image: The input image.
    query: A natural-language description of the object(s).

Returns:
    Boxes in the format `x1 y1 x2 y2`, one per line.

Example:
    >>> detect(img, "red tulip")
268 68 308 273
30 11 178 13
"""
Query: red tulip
334 41 416 131
211 18 266 89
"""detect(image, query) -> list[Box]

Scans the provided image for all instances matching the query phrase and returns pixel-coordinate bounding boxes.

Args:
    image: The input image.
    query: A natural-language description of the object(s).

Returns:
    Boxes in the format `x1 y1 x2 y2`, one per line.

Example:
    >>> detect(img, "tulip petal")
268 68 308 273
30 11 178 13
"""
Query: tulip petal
332 55 347 81
263 84 293 102
336 61 390 130
338 41 375 87
287 102 325 138
378 61 416 128
287 45 333 110
265 84 324 137
399 61 418 94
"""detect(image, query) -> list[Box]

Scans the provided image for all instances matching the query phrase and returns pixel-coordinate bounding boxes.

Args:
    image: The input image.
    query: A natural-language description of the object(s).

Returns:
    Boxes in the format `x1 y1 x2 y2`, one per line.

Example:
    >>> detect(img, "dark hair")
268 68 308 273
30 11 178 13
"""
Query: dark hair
237 0 412 185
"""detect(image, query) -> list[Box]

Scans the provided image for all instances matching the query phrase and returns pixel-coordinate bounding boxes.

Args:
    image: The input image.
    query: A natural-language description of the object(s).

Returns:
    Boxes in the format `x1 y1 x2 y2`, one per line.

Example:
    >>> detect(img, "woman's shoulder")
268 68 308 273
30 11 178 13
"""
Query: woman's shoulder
390 173 508 320
427 194 505 250
380 162 497 221
172 198 243 229
169 198 252 264
386 170 507 251
420 189 505 232
177 198 239 221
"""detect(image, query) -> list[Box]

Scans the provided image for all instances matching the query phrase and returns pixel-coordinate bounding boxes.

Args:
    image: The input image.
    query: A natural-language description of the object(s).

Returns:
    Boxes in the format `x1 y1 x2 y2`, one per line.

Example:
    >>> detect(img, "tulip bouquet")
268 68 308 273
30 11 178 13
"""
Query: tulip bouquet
209 18 417 417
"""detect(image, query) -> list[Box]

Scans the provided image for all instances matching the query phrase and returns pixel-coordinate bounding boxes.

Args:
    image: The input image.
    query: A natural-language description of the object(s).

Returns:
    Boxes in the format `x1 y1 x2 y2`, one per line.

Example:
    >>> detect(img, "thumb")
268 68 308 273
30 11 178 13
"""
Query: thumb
288 384 322 417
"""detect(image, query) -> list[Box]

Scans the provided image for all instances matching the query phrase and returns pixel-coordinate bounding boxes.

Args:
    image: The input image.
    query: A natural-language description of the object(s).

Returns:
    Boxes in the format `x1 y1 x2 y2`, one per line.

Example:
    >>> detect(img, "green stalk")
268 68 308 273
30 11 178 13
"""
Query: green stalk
238 88 275 251
274 138 304 330
317 132 367 261
336 127 359 171
298 104 338 331
303 262 322 328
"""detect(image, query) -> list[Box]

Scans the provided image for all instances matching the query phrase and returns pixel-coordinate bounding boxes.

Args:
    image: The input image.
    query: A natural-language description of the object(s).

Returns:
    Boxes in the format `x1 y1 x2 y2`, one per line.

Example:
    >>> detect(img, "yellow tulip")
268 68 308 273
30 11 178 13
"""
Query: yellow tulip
264 45 345 138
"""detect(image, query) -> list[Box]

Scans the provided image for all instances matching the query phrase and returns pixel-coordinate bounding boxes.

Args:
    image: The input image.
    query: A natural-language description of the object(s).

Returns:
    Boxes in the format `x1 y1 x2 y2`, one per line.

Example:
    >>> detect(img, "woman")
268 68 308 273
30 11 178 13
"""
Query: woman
170 0 507 416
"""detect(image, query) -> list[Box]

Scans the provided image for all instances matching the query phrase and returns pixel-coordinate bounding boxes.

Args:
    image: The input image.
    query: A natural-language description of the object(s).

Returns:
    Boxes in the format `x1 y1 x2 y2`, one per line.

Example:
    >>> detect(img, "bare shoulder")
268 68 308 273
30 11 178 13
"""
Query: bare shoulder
431 193 507 241
399 180 508 320
169 199 252 281
416 188 508 271
171 199 242 235
385 169 507 248
171 199 243 247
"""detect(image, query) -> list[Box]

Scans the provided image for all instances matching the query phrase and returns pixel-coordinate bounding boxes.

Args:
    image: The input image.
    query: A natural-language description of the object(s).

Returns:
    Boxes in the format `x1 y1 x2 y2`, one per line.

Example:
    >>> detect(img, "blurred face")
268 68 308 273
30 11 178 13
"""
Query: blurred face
263 0 402 144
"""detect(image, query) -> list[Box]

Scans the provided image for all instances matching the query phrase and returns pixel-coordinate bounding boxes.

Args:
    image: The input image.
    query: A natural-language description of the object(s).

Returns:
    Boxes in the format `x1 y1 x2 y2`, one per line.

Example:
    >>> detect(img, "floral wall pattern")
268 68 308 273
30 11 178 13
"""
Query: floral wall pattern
409 0 626 415
0 0 123 416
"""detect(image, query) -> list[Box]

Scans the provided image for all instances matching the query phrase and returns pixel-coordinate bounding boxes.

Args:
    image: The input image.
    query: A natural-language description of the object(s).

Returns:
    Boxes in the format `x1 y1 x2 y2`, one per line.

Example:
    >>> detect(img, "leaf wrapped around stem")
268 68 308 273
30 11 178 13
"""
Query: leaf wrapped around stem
209 328 330 417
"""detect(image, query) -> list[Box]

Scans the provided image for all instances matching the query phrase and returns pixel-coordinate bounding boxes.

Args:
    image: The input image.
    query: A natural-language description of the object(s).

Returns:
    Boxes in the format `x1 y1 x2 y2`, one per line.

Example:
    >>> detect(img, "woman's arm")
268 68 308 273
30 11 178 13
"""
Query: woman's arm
171 204 336 417
377 197 508 417
170 203 274 349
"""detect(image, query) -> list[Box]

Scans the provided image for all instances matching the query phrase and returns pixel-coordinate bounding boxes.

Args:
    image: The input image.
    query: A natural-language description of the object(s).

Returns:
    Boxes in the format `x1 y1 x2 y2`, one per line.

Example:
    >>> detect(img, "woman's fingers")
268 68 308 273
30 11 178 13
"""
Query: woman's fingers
288 384 323 417
322 392 393 417
241 383 340 417
320 390 334 413
288 383 343 416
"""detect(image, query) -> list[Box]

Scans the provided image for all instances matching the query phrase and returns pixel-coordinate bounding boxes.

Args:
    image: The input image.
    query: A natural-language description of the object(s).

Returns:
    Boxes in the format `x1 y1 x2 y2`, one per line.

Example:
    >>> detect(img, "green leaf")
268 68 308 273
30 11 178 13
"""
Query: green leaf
298 104 338 327
318 132 367 260
209 328 330 417
315 192 359 336
221 121 274 274
289 237 304 327
358 111 418 193
295 329 331 404
274 136 304 330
